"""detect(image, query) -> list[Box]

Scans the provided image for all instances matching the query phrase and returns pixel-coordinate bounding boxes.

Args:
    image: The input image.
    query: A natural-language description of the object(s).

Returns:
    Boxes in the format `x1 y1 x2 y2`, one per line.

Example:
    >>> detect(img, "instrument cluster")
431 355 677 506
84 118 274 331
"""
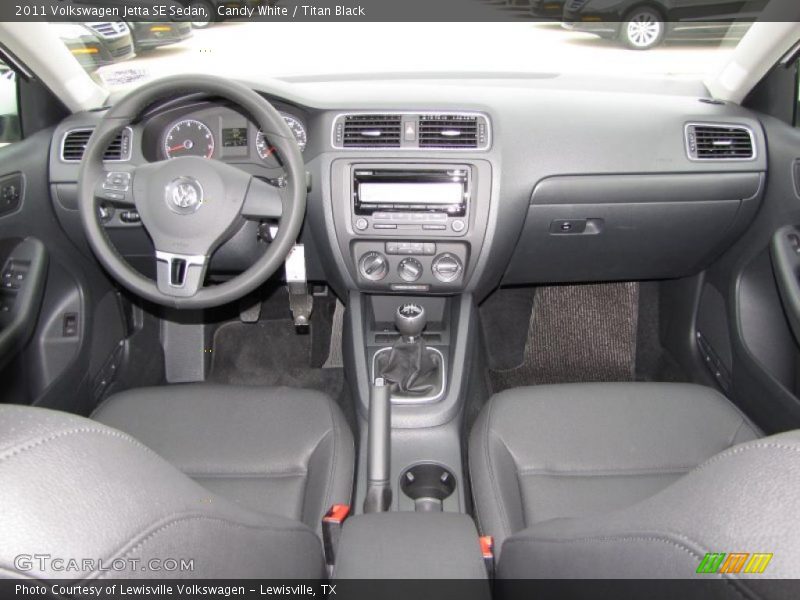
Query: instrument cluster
151 104 308 169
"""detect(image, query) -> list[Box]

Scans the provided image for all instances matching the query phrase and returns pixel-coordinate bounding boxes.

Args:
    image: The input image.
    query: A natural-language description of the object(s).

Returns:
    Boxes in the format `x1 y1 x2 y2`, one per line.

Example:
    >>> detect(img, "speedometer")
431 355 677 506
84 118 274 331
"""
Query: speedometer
256 112 307 160
164 119 215 159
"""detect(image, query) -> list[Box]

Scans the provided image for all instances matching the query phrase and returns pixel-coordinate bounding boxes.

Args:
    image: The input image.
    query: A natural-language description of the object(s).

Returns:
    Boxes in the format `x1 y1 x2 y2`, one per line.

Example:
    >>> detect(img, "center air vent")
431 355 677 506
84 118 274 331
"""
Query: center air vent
61 128 133 162
419 115 482 149
333 112 491 150
341 115 401 148
686 123 755 160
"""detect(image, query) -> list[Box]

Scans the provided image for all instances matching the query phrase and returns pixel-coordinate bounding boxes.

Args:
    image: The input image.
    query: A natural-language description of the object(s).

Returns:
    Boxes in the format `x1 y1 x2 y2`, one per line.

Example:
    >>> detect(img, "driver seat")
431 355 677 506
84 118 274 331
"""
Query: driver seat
0 384 354 578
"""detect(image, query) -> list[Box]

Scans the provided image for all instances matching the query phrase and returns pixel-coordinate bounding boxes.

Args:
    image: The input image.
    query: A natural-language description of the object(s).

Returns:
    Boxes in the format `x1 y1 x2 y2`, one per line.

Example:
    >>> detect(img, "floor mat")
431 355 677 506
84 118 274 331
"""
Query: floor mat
209 319 342 389
490 282 639 391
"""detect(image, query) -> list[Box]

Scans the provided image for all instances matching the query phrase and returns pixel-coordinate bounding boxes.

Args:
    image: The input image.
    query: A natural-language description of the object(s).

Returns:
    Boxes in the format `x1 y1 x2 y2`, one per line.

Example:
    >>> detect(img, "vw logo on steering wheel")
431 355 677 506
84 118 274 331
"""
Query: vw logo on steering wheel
166 177 204 215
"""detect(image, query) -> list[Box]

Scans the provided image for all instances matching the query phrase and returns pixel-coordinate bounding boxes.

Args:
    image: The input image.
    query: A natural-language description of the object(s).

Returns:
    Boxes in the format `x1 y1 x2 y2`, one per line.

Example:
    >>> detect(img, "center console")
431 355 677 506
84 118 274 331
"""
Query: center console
321 117 496 574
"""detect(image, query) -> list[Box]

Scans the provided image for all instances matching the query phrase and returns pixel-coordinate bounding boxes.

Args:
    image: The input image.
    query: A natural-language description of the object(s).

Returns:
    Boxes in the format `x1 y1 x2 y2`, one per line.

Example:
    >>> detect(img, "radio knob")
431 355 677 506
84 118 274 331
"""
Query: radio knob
432 253 463 283
355 218 369 231
398 257 424 283
359 252 389 281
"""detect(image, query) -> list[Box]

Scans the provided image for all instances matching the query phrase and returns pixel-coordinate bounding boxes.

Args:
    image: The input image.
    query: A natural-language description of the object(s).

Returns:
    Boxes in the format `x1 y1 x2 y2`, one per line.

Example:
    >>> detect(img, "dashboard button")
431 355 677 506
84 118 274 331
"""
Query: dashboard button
432 253 463 283
355 218 369 231
359 252 389 281
451 220 466 233
398 257 423 283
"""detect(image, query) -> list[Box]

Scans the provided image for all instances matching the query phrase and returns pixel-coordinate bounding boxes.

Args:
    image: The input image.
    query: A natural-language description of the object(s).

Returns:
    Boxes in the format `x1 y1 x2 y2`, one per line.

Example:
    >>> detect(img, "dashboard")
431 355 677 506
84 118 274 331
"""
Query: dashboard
47 74 769 300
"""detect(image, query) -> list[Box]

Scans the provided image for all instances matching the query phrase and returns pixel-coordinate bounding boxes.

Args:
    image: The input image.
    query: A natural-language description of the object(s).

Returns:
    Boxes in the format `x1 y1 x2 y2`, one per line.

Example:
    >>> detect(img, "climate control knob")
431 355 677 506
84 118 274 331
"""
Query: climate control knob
398 257 424 283
359 251 389 281
432 253 463 283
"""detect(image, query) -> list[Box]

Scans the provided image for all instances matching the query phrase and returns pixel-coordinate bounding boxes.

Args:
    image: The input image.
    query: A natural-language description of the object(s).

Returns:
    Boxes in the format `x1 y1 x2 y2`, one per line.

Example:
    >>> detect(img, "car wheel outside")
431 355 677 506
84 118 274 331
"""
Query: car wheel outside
189 0 215 28
620 8 665 50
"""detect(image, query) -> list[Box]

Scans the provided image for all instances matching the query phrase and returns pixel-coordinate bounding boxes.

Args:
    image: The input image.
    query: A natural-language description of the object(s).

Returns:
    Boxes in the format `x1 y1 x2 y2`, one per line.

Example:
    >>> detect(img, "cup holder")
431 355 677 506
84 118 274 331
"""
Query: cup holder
400 463 456 512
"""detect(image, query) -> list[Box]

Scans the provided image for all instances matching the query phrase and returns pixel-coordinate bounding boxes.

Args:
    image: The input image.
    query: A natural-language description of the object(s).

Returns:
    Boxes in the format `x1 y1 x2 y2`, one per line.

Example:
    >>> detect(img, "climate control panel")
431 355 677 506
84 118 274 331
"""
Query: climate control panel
353 240 467 292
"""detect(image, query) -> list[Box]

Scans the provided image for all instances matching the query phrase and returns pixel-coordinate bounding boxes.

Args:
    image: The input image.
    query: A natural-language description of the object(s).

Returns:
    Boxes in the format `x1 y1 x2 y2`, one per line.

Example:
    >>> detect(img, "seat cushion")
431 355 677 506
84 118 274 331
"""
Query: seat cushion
92 384 354 533
0 404 326 579
469 382 759 552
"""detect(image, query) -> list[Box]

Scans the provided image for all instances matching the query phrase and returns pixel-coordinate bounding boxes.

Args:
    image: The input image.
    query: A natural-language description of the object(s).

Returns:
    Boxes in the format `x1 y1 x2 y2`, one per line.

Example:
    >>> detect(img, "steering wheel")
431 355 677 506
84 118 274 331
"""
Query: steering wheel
77 75 306 309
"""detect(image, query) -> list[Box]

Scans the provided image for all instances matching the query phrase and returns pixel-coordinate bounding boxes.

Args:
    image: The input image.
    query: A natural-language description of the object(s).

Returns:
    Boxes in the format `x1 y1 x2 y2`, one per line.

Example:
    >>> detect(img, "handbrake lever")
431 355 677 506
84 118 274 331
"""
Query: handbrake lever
363 378 392 513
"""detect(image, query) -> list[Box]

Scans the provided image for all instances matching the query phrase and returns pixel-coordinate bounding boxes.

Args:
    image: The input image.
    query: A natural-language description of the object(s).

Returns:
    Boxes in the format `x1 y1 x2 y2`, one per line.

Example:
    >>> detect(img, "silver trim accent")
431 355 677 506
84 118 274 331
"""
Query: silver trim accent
371 346 446 405
684 122 757 162
332 111 492 151
60 127 134 163
154 251 207 289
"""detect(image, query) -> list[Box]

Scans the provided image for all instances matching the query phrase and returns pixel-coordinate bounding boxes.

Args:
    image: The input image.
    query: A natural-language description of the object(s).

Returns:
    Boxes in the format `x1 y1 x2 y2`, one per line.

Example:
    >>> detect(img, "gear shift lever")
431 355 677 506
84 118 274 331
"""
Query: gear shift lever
396 303 427 341
375 302 441 397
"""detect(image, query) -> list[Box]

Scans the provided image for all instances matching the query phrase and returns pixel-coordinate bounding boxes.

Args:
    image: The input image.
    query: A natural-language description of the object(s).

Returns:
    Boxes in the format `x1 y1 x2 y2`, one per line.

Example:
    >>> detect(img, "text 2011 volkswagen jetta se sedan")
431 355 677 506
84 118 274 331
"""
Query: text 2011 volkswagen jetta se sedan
0 3 799 598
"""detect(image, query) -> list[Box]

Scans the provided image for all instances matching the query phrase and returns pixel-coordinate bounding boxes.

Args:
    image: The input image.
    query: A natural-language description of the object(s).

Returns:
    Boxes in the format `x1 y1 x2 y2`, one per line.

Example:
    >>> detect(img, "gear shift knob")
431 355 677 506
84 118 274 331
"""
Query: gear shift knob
395 303 427 341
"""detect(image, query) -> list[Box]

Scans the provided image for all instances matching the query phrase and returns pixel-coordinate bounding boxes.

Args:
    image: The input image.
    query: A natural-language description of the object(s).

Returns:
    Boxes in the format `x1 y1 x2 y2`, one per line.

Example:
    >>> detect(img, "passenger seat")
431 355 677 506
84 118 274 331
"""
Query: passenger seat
469 382 800 578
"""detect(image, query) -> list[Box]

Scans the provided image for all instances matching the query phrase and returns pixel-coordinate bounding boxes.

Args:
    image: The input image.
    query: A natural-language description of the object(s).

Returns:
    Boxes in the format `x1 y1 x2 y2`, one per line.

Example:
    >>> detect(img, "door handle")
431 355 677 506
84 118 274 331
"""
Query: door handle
770 225 800 345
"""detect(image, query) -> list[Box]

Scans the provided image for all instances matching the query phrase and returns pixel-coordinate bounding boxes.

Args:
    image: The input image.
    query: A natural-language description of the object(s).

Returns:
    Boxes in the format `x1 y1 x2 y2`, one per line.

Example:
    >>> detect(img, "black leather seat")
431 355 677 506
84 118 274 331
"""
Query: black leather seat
0 384 354 578
470 382 800 579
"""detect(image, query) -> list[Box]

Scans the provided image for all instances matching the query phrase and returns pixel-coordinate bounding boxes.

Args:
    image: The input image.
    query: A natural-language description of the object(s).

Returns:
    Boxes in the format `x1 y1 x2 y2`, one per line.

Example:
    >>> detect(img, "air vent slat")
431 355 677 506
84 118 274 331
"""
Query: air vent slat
418 115 480 149
61 128 132 162
686 124 754 160
342 115 401 148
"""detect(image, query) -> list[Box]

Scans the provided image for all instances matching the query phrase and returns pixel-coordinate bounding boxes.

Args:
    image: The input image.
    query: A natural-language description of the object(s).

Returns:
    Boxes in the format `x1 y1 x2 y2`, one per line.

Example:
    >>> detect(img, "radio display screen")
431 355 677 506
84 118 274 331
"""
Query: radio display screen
358 182 463 206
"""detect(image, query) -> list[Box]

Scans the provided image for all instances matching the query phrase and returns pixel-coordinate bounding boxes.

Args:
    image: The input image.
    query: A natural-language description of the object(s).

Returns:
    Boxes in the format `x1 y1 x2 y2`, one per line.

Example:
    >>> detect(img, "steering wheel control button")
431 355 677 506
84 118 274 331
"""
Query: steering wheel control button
120 210 141 224
432 253 463 283
398 257 423 283
103 172 131 191
451 220 466 233
359 251 389 282
165 176 204 215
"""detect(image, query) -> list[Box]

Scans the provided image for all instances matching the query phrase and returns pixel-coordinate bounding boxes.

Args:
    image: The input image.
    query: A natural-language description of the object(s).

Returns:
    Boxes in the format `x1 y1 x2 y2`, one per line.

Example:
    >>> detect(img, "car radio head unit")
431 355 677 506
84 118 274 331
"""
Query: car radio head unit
351 165 470 236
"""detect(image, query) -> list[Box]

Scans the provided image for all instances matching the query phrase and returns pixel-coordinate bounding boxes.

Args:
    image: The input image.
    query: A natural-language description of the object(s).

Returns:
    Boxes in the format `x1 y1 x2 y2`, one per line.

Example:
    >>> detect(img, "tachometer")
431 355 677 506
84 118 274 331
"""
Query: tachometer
256 112 307 161
164 119 215 159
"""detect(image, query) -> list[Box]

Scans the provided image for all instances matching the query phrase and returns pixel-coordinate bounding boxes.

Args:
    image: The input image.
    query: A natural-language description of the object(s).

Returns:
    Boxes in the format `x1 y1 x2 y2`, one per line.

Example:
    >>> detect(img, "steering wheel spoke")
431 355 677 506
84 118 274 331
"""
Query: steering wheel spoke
155 250 208 298
94 169 137 207
241 177 285 220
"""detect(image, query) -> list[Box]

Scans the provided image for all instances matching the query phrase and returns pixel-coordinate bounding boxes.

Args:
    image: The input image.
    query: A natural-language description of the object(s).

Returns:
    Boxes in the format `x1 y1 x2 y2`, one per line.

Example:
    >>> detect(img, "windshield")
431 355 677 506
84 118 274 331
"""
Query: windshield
54 20 751 93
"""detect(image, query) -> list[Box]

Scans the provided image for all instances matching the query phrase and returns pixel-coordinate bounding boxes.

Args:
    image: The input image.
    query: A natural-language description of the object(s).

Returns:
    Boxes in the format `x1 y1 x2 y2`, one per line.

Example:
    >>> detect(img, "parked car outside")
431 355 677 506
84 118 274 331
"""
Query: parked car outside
53 22 135 69
561 0 764 50
127 21 193 52
529 0 566 19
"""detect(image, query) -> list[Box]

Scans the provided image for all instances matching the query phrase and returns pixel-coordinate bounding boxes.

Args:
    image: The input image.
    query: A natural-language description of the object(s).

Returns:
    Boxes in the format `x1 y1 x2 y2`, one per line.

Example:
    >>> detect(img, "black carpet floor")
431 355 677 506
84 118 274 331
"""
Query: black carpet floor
489 282 640 392
208 318 355 432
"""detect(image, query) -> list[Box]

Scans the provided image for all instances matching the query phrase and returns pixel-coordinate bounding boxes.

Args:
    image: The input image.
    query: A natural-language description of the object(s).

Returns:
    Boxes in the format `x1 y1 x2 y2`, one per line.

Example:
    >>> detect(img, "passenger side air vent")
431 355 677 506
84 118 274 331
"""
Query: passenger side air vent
419 115 482 149
686 123 755 160
61 128 133 162
341 115 402 148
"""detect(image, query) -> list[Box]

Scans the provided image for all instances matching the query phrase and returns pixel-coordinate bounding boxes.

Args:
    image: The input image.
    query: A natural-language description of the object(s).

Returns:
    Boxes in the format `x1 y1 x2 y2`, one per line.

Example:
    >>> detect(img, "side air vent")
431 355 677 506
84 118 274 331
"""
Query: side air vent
342 115 402 148
419 115 482 149
61 128 133 162
686 123 755 161
332 112 491 150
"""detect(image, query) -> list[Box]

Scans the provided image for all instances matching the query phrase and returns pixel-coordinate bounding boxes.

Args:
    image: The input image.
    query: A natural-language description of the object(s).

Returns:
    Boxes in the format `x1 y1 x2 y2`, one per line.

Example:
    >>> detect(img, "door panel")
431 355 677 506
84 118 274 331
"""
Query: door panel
688 113 800 434
0 128 126 414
